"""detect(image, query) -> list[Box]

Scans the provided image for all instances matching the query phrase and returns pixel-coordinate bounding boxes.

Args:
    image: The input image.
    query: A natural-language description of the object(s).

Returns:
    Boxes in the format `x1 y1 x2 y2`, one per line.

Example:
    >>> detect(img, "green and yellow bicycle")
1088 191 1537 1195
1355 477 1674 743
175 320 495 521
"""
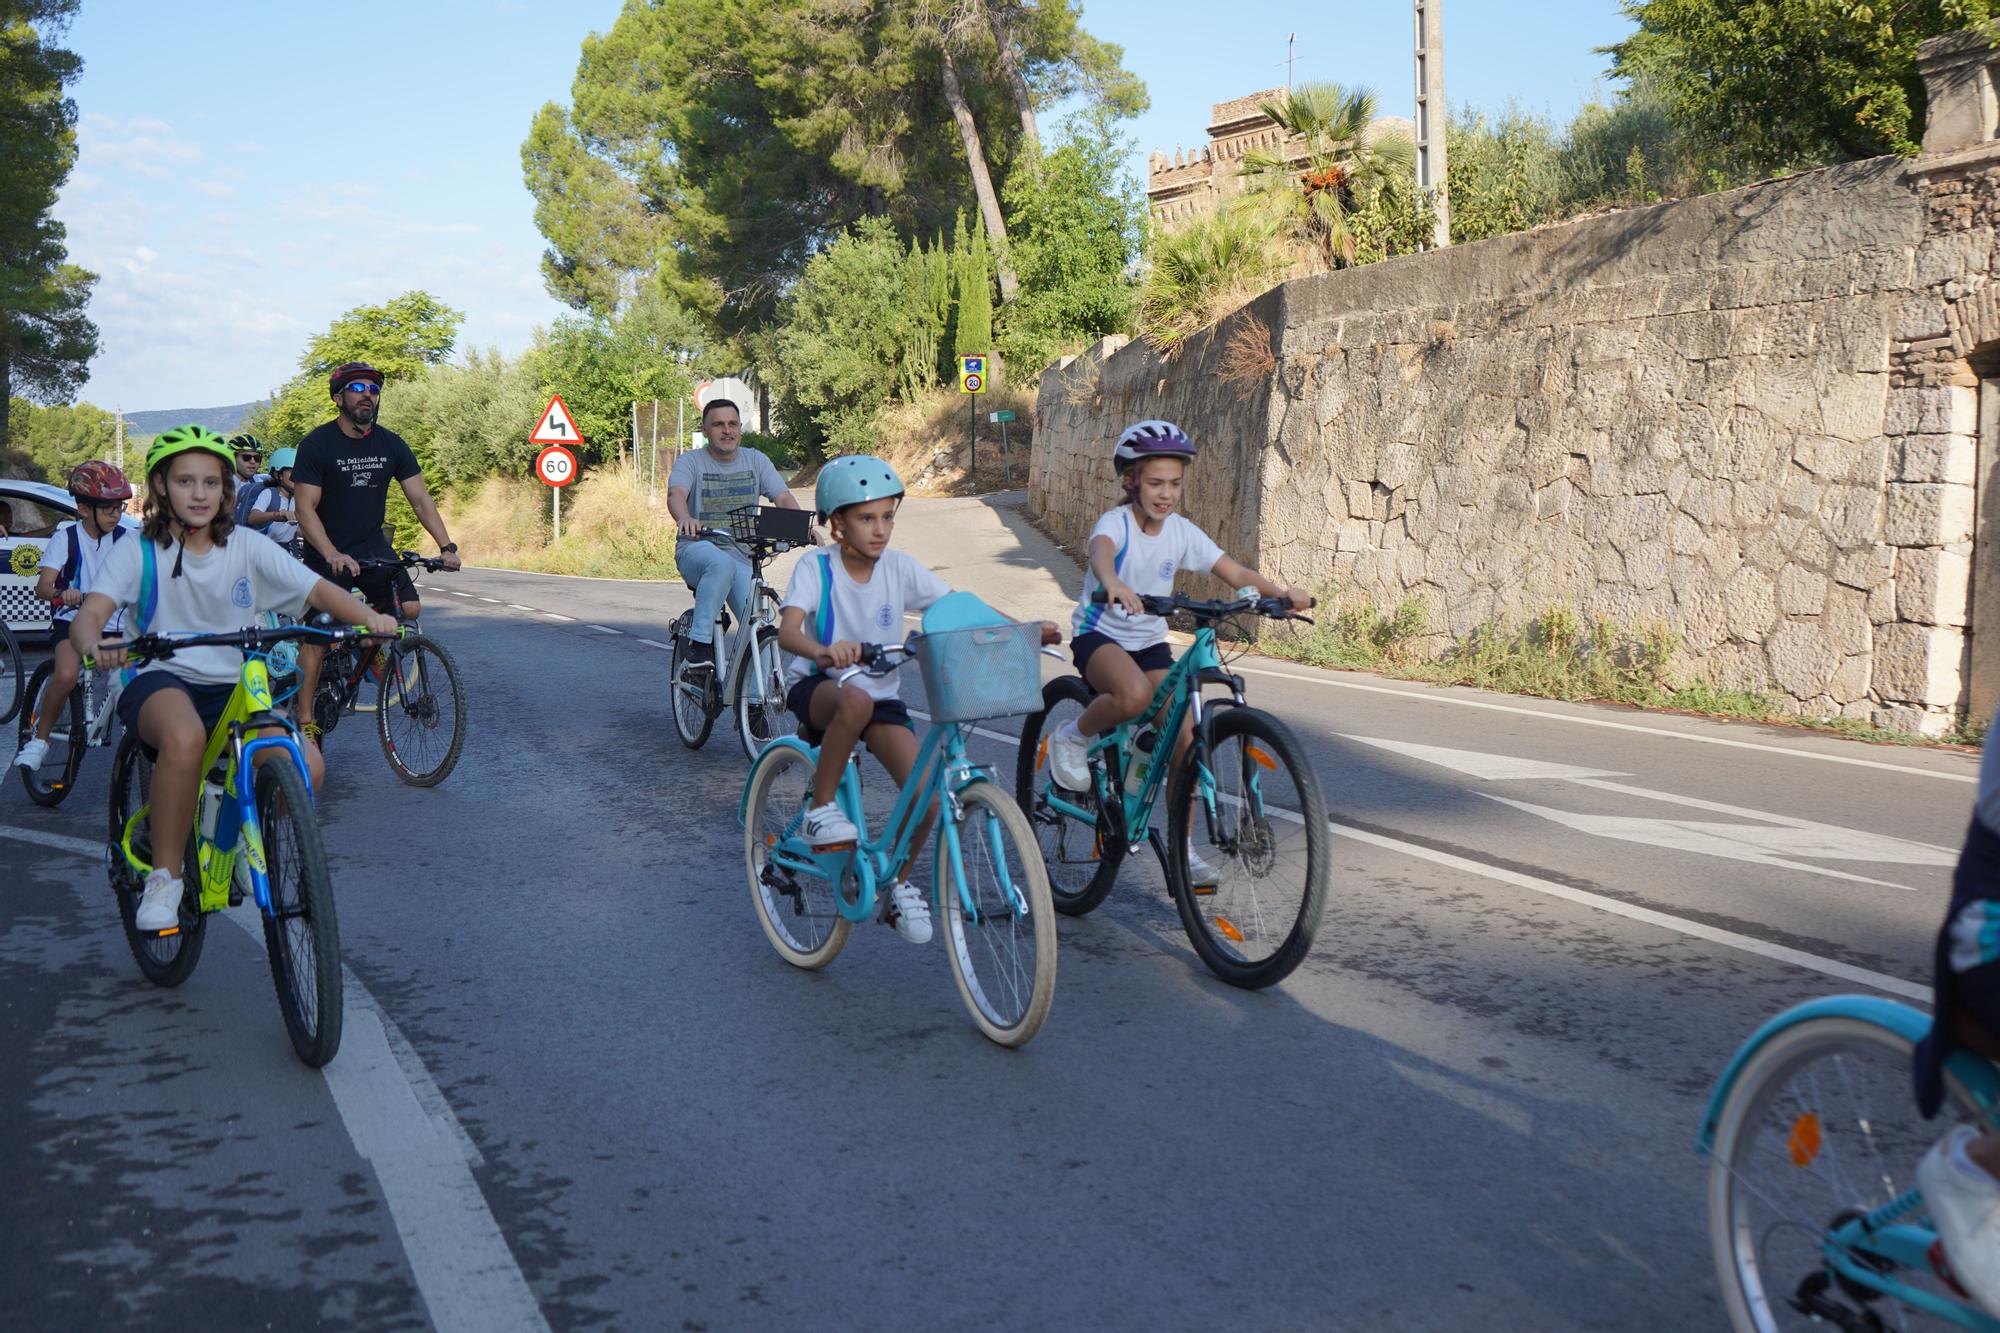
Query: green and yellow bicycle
101 622 384 1067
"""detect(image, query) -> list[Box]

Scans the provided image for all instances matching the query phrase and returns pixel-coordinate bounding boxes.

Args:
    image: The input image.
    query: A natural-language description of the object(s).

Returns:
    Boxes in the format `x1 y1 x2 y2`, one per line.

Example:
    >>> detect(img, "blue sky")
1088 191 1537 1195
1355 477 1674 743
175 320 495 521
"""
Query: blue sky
53 0 1634 414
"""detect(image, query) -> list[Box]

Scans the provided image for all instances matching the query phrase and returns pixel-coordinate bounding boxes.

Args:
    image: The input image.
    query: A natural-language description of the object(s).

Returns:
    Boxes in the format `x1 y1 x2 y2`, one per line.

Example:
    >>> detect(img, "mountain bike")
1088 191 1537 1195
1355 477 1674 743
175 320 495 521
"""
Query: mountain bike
310 552 465 786
99 623 386 1067
741 604 1060 1047
1702 995 2000 1331
1016 590 1330 990
17 652 117 806
668 504 813 758
0 618 21 727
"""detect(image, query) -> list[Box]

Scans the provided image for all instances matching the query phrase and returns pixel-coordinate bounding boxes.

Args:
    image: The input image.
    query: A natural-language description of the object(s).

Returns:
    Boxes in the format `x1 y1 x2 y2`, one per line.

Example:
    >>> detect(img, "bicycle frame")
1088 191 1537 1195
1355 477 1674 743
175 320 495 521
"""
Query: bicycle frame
1700 995 2000 1329
117 657 316 927
741 720 1026 926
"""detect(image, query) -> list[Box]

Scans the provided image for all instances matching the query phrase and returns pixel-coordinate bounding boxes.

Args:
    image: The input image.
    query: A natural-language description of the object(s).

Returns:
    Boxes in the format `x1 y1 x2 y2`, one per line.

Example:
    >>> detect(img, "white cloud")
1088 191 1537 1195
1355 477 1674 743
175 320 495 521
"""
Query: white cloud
194 180 235 198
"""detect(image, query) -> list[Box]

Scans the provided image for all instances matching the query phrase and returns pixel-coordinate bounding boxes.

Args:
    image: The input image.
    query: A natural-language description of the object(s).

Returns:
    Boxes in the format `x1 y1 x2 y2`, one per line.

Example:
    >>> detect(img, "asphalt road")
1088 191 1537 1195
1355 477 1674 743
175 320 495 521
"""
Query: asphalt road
0 507 1979 1331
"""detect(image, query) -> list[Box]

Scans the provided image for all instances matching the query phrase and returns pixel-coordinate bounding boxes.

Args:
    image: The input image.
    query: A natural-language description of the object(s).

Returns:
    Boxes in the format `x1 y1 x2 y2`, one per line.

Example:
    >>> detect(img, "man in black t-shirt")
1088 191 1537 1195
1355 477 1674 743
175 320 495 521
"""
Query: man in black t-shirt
292 360 461 734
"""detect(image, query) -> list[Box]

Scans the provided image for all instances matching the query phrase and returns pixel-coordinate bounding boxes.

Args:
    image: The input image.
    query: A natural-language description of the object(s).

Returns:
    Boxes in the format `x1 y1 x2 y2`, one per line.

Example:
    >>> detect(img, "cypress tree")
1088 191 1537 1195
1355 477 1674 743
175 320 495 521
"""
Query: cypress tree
955 215 994 357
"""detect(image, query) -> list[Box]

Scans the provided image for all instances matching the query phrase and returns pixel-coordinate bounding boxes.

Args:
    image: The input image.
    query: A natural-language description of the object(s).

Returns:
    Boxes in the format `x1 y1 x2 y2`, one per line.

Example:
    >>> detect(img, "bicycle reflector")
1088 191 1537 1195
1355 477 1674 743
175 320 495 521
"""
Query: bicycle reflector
1787 1112 1823 1168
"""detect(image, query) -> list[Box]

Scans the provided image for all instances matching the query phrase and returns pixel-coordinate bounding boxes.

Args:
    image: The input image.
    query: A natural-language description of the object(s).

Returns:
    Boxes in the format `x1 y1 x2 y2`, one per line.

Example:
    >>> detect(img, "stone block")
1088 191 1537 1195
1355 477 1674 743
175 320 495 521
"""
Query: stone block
1725 567 1778 642
1872 704 1955 738
1625 540 1668 590
1779 564 1829 615
1834 543 1896 589
1894 545 1973 626
1818 372 1889 443
1768 620 1840 700
1825 589 1873 656
1883 386 1975 434
1345 479 1373 519
1896 433 1977 485
1818 486 1885 546
1872 621 1966 705
1884 482 1976 545
1669 513 1705 555
1869 578 1899 624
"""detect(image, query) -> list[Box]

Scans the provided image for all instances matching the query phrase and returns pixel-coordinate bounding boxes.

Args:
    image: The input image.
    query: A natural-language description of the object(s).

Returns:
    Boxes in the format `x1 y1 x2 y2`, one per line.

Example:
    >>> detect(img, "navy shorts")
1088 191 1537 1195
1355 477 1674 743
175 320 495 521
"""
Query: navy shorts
117 673 239 755
785 674 913 746
1960 960 2000 1036
1072 631 1173 676
47 616 75 649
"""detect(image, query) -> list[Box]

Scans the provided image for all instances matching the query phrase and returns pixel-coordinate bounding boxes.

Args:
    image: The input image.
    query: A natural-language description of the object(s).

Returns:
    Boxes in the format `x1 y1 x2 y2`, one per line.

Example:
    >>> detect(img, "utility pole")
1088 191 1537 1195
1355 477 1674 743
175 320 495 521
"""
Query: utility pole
1282 32 1297 90
1414 0 1450 249
114 407 125 475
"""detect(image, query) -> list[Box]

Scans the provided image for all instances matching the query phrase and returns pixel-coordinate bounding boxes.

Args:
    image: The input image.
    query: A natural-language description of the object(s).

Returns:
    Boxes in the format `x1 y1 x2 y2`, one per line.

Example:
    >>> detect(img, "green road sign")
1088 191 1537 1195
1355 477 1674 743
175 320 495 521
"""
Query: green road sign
988 409 1016 423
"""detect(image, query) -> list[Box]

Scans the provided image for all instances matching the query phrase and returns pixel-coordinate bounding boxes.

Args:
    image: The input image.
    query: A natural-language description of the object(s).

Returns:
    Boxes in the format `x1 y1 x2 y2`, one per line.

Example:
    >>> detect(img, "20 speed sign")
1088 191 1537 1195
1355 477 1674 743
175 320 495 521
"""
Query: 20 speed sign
536 444 577 488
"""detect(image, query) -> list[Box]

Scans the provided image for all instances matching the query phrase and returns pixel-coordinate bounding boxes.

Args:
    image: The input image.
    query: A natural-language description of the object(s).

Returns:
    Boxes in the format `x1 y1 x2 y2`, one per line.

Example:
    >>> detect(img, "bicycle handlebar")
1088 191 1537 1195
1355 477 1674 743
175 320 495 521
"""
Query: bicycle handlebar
1087 588 1315 623
832 641 911 685
354 551 456 574
85 622 394 668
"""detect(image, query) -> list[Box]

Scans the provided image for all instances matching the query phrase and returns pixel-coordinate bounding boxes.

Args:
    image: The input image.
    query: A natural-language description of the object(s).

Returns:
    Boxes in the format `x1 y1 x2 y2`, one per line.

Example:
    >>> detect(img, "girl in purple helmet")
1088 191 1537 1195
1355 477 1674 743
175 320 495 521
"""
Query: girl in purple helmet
1046 420 1309 886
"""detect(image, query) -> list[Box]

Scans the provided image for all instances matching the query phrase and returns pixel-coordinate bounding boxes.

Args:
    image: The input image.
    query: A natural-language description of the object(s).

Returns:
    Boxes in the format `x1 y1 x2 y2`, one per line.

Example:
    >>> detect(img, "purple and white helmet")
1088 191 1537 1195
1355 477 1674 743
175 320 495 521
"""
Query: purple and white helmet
1113 419 1196 471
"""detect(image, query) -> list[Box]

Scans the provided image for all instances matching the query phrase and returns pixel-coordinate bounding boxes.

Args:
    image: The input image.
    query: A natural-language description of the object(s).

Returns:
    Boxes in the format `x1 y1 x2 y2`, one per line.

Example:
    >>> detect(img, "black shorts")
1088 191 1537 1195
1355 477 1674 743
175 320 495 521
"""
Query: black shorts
784 675 913 745
47 617 75 649
117 673 238 756
1072 631 1173 676
1961 961 2000 1037
304 550 415 617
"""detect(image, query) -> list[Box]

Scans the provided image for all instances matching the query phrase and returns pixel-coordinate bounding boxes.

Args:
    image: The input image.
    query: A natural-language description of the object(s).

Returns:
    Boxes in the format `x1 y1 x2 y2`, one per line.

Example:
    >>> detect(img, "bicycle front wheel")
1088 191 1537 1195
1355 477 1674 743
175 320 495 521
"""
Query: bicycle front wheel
0 619 22 725
376 632 466 786
1166 707 1329 989
1016 676 1124 916
1708 1014 1976 1332
256 756 343 1067
668 613 715 750
939 780 1057 1048
734 627 796 760
744 742 851 968
107 732 206 986
18 658 85 807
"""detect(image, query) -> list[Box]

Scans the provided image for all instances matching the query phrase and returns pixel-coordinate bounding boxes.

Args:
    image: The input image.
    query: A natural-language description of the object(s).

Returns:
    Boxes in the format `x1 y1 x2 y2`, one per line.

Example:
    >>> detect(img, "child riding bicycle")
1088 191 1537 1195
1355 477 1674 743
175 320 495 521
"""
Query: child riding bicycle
1044 420 1310 885
774 456 1057 945
14 460 132 774
67 426 397 933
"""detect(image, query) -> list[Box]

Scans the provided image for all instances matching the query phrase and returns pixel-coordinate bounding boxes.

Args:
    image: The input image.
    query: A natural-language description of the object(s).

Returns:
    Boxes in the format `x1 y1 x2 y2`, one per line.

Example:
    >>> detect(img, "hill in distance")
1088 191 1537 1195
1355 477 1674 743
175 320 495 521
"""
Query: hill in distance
123 402 264 439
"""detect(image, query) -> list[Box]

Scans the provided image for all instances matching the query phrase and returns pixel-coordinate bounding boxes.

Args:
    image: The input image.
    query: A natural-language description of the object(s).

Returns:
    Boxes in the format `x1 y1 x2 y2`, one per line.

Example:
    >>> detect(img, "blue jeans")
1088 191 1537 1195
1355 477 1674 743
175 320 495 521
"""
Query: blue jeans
679 540 752 646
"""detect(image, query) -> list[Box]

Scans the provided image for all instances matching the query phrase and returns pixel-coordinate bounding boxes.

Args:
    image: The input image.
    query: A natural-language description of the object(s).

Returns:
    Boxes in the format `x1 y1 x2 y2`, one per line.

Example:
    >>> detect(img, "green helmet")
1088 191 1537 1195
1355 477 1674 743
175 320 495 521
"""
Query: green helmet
147 425 235 475
813 455 905 521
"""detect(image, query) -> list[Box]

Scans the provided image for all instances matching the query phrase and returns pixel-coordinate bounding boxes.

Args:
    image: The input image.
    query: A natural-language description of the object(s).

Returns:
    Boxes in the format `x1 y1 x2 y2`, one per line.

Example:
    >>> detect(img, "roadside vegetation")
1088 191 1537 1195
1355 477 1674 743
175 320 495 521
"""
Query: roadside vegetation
444 468 679 581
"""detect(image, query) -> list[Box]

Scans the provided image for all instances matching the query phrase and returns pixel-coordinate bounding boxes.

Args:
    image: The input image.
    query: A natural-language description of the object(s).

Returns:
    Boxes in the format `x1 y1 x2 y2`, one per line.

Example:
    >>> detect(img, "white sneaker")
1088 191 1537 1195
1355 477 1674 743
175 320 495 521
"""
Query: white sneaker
1048 723 1091 791
12 737 49 771
1187 848 1223 891
887 879 932 944
802 801 858 848
134 869 184 932
1920 1126 2000 1315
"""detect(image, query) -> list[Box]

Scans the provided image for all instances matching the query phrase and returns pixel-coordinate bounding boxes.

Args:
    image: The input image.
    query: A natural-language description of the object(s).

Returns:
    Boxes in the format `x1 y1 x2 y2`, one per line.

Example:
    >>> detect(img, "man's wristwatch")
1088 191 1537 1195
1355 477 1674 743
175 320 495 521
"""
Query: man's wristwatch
441 542 458 554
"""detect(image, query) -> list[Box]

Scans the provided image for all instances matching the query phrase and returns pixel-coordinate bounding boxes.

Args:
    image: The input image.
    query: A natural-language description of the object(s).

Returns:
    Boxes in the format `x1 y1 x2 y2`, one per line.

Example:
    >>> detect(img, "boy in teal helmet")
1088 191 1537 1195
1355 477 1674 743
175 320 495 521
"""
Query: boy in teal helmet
775 456 1056 945
245 446 300 546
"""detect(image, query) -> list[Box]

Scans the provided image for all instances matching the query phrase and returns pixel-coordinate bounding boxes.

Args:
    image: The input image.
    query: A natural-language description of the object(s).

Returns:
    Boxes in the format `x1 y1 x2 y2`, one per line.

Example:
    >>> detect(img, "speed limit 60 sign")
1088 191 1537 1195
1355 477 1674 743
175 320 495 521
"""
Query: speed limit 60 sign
536 444 577 488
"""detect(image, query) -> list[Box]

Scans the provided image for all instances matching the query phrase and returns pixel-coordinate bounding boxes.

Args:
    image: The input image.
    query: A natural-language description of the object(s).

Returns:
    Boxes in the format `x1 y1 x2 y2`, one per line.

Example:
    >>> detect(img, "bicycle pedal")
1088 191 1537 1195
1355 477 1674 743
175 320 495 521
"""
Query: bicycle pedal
813 840 857 854
149 926 181 938
1191 884 1217 897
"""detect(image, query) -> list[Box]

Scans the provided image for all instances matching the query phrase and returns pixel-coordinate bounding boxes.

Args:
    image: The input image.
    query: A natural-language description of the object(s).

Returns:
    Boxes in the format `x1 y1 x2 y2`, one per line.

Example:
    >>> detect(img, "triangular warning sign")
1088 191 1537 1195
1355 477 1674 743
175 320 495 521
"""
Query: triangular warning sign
531 394 583 445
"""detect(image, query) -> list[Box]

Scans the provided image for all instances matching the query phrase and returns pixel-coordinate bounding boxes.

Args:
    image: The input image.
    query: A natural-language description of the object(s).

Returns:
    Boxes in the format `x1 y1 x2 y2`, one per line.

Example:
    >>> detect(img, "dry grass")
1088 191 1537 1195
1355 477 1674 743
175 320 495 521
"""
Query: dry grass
447 466 680 579
872 384 1038 495
1219 311 1277 386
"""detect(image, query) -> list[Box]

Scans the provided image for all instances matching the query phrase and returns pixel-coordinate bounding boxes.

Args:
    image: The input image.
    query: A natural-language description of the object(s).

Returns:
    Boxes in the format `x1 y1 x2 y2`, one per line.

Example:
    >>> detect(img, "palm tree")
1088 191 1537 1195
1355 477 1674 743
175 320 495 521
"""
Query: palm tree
1239 82 1416 269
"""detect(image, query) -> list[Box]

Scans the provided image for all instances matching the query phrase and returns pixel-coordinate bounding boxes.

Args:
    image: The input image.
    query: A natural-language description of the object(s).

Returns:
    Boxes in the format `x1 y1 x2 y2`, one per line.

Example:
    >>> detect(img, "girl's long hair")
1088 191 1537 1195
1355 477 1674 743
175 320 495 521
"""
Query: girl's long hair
142 460 235 545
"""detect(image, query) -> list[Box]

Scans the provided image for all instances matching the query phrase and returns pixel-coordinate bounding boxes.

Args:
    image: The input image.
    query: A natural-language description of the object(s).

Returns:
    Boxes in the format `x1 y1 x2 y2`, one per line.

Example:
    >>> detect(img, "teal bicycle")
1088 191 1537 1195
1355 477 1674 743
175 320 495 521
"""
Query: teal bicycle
1017 590 1329 989
740 600 1059 1048
1702 996 2000 1331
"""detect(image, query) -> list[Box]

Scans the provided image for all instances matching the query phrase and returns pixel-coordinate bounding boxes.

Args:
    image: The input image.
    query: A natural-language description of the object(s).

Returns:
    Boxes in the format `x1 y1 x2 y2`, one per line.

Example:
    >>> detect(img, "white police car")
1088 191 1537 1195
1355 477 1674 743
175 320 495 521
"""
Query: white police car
0 479 140 634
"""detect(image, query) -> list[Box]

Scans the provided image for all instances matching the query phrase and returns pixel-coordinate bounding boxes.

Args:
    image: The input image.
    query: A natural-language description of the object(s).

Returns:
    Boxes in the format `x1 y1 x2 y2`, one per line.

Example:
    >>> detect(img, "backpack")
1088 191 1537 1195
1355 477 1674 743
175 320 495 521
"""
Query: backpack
54 519 126 598
232 473 270 528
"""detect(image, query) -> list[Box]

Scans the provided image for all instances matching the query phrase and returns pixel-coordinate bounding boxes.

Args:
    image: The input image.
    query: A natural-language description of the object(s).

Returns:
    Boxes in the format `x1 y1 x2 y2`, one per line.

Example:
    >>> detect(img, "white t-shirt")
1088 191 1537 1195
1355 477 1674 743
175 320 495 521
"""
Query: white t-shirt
94 533 323 685
1070 507 1225 649
249 482 298 545
45 521 128 632
781 547 950 701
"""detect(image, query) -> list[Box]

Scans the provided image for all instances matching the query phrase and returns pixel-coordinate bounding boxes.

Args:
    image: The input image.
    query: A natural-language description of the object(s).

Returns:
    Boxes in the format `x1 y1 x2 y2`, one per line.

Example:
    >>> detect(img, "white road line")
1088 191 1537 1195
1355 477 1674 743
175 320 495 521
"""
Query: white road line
585 624 622 634
476 597 503 604
507 604 537 612
3 822 551 1332
1234 662 1976 784
638 638 673 650
919 721 1934 1003
542 613 575 623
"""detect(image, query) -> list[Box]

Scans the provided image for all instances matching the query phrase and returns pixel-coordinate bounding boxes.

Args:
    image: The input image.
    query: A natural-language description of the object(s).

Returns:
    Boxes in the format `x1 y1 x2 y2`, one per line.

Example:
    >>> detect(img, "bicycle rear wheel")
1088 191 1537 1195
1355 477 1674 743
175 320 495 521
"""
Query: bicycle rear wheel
668 612 715 750
1707 1015 1975 1331
1016 675 1124 916
744 742 851 967
376 632 466 786
256 756 343 1067
1166 707 1328 989
18 659 85 807
733 627 795 760
107 732 206 987
939 780 1056 1048
0 619 22 725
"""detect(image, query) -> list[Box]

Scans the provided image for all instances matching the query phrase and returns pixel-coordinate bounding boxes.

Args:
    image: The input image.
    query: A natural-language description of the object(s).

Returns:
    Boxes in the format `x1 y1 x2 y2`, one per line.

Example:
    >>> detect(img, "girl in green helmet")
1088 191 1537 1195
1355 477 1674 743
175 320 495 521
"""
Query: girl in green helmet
66 425 398 932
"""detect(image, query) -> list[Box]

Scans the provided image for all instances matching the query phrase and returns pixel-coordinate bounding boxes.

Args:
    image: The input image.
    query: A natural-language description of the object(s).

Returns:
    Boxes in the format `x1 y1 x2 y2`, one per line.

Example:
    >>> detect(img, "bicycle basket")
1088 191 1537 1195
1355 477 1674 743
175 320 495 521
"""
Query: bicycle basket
713 504 760 544
753 505 813 546
911 621 1044 723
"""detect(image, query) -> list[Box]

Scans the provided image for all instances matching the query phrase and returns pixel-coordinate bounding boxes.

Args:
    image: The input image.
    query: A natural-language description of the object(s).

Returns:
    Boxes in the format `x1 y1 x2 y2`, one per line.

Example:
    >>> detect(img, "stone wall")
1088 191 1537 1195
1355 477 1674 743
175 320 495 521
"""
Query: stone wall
1033 138 2000 734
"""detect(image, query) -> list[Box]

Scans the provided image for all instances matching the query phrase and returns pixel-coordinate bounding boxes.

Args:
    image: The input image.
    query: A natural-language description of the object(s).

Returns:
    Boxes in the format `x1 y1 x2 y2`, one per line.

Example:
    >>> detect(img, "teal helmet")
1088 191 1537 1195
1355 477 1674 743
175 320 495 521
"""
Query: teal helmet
266 447 297 471
814 455 905 521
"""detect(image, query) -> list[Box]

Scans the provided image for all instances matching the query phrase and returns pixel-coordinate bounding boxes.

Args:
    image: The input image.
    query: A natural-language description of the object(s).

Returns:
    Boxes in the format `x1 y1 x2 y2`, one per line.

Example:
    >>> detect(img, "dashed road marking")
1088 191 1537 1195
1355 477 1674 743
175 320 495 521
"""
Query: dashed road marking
543 613 575 622
586 624 622 635
476 597 502 604
638 638 672 650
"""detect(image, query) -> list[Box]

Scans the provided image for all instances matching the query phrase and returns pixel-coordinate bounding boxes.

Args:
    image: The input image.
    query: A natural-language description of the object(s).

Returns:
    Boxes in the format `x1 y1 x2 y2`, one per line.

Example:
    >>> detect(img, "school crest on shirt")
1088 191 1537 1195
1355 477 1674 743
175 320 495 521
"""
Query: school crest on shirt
231 576 253 609
1158 558 1175 580
877 604 894 630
